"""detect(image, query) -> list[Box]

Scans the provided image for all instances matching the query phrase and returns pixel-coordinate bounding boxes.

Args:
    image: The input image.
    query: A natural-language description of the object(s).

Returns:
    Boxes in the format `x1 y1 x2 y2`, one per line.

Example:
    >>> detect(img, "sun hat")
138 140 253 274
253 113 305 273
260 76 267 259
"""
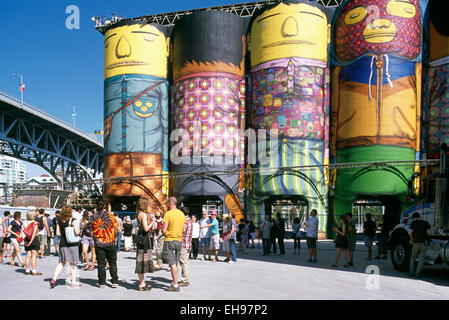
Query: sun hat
211 211 218 216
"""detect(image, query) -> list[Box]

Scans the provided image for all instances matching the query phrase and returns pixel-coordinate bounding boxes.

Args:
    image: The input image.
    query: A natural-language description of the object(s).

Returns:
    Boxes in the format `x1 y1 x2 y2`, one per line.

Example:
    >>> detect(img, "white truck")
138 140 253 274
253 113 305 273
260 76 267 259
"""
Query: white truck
388 144 449 271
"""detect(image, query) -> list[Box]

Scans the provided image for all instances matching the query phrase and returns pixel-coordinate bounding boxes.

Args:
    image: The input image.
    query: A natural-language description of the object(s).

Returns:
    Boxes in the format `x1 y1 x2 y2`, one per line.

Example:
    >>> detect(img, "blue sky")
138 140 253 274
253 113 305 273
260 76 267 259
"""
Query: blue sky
0 0 244 177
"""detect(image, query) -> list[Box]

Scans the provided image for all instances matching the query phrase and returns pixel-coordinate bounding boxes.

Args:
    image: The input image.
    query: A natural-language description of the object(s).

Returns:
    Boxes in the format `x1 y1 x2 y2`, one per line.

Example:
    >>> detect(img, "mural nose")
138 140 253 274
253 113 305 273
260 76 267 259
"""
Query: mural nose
368 19 392 29
282 16 298 37
116 35 132 58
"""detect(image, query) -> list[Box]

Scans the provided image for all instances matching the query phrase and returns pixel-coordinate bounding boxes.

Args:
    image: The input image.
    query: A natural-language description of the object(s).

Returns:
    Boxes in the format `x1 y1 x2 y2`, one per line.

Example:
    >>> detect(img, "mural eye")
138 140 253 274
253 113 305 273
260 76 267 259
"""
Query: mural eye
386 0 416 18
144 36 154 42
344 7 367 25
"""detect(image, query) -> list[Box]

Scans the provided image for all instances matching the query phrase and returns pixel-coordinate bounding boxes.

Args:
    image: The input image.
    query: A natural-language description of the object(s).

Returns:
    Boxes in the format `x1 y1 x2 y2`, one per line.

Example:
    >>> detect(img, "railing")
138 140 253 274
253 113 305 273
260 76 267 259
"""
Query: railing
0 90 103 148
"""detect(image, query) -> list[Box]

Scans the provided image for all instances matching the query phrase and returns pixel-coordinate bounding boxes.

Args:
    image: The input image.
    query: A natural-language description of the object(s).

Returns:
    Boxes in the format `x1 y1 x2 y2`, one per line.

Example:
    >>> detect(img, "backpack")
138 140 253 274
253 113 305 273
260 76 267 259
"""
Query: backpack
24 221 40 240
64 218 81 244
36 216 44 231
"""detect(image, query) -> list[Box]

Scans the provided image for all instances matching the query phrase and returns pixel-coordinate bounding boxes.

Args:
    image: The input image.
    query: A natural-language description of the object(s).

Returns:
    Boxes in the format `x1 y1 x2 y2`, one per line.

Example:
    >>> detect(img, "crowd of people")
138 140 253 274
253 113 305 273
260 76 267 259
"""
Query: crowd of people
1 199 429 291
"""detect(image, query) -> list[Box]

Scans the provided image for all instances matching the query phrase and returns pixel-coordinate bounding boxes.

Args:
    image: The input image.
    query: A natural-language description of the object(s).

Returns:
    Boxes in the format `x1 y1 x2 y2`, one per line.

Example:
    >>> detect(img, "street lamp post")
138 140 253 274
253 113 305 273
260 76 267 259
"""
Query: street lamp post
11 73 24 105
66 105 76 129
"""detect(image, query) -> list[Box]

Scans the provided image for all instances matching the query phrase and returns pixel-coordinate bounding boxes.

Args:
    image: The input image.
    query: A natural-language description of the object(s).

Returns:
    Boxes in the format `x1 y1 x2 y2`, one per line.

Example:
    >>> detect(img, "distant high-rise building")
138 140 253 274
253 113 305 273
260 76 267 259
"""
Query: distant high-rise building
0 155 27 202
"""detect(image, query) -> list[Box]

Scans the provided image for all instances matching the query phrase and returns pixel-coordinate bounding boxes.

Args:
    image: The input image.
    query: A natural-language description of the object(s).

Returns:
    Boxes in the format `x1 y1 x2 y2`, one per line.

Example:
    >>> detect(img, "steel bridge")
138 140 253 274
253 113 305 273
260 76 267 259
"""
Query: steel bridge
0 90 104 192
94 0 345 32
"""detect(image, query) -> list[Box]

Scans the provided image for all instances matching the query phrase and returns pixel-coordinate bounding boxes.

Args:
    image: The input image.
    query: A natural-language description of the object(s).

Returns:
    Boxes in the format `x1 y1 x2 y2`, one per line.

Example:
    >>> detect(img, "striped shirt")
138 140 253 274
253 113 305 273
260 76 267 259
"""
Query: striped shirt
182 216 193 251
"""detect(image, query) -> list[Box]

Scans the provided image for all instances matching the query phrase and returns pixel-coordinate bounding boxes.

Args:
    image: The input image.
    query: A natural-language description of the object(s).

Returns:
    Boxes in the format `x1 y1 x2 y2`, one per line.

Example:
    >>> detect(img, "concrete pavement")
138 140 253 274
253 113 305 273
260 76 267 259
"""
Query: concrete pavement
2 239 449 300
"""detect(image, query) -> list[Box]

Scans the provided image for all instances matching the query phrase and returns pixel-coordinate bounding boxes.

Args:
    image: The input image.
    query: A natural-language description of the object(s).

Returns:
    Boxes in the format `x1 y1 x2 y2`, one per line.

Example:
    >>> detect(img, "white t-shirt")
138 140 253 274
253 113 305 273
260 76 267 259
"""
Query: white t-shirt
305 216 319 238
192 222 200 239
199 218 211 238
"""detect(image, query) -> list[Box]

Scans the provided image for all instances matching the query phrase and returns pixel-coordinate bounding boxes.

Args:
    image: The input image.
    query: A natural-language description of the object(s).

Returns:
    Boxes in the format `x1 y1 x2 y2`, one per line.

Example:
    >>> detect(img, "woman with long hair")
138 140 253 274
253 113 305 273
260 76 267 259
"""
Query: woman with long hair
24 211 41 275
332 215 350 268
81 211 96 271
50 205 81 289
8 211 25 267
135 197 155 291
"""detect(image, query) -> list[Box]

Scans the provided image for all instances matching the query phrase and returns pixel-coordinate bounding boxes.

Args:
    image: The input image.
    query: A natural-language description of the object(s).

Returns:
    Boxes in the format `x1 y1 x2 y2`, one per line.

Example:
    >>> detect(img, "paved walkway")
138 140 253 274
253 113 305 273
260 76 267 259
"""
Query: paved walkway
2 240 449 300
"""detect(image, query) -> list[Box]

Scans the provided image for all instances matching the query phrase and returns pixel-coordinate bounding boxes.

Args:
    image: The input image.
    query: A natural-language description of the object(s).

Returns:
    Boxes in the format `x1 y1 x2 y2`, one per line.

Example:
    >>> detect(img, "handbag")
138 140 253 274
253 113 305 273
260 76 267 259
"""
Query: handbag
65 218 81 244
24 221 39 240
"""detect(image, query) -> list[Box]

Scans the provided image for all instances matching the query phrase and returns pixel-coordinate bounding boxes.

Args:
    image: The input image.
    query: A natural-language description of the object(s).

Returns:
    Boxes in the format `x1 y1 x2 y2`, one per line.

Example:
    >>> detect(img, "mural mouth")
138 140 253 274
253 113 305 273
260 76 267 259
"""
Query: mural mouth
107 61 148 70
263 40 316 48
363 32 397 43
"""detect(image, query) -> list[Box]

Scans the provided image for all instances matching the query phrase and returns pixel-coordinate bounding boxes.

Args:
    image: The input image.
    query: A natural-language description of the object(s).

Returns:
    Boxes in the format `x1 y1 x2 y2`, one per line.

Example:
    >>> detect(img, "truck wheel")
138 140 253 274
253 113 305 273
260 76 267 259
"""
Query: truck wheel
391 236 411 272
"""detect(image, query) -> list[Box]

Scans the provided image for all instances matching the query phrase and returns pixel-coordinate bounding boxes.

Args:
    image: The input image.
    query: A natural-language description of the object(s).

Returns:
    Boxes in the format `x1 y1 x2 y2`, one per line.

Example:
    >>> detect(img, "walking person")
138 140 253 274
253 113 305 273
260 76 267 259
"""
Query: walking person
52 210 61 256
292 216 301 255
408 212 431 278
248 221 256 249
123 216 133 252
331 215 350 268
35 209 50 259
275 213 286 255
115 213 123 253
363 213 377 261
375 215 389 260
81 211 96 271
178 207 193 287
8 211 25 267
201 211 220 262
162 197 186 292
346 212 357 266
199 211 211 261
305 209 319 262
23 211 41 275
260 215 272 256
2 212 11 260
190 215 200 260
135 197 155 291
88 199 120 288
49 205 81 289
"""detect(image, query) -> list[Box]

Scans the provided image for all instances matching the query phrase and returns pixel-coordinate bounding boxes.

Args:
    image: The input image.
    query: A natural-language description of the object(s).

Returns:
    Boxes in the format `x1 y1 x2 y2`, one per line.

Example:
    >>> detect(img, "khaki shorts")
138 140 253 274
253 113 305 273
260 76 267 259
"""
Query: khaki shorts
210 234 220 250
162 241 182 266
38 234 47 247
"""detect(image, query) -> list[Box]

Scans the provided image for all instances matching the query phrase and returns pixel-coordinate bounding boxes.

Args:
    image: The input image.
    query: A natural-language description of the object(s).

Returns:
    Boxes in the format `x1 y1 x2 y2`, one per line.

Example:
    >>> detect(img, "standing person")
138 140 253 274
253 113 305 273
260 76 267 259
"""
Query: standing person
162 197 186 292
375 215 389 260
153 212 165 270
408 212 431 278
228 212 238 264
270 216 278 254
49 206 81 289
8 211 25 267
346 212 357 266
199 211 211 261
131 216 139 251
276 213 286 256
52 210 61 256
201 211 220 262
190 215 200 260
292 216 301 255
2 211 12 259
248 221 256 249
363 213 377 261
239 219 249 254
222 214 231 262
178 207 193 287
260 215 272 256
331 215 350 268
0 212 5 263
88 199 120 289
305 209 319 263
81 211 96 271
45 212 53 256
23 211 41 275
35 209 50 259
135 197 155 291
122 216 133 252
115 213 123 253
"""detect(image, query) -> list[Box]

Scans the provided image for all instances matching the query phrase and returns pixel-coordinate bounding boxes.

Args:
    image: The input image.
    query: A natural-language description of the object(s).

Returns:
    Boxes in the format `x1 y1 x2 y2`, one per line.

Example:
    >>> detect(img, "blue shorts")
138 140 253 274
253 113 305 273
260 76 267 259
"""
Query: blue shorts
200 237 210 248
53 236 60 246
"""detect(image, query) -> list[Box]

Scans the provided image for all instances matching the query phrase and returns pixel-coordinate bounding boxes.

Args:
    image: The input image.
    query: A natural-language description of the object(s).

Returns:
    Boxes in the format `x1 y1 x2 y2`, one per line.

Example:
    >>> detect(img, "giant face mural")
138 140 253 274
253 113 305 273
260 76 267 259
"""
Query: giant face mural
330 0 425 219
170 11 246 221
103 21 170 212
422 0 449 159
247 0 332 230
